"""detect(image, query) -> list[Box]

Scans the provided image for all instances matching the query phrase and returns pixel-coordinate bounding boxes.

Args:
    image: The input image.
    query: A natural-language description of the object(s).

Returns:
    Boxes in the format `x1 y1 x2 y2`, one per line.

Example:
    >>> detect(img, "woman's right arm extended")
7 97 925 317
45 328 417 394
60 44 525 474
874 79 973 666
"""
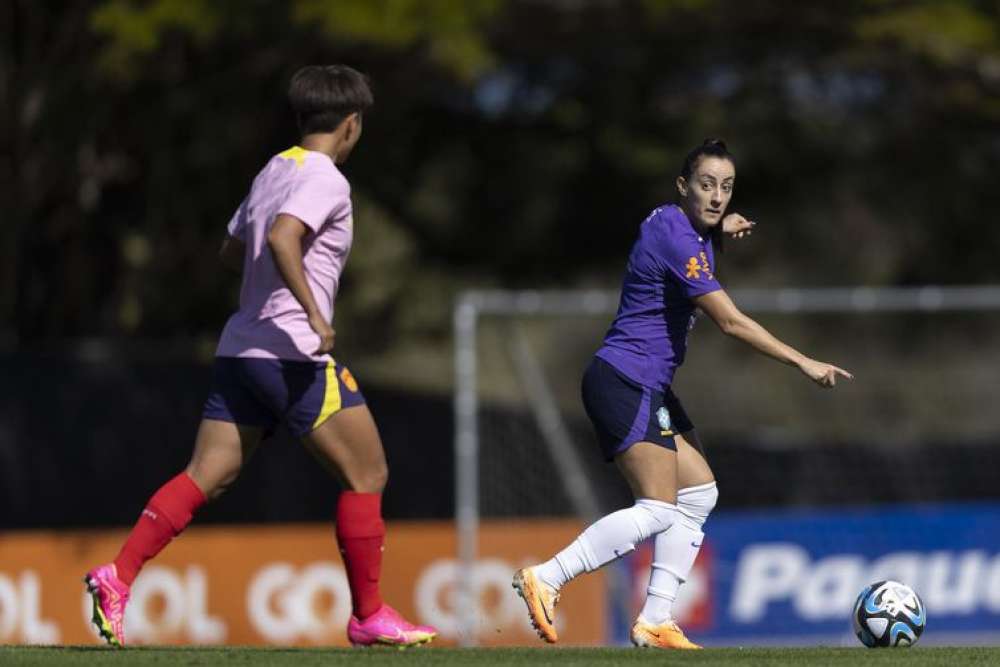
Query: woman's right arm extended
694 289 853 388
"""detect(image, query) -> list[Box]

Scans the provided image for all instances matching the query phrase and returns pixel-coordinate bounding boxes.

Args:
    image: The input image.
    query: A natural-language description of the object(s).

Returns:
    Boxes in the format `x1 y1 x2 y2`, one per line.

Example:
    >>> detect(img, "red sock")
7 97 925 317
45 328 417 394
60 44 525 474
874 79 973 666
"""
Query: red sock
113 472 206 586
336 491 385 620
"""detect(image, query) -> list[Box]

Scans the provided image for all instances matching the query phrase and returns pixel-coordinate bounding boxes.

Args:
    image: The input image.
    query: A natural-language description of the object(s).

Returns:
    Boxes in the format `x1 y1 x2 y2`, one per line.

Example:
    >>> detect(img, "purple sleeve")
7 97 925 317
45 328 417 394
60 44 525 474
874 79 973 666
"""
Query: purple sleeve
278 169 350 233
226 198 248 240
655 228 722 299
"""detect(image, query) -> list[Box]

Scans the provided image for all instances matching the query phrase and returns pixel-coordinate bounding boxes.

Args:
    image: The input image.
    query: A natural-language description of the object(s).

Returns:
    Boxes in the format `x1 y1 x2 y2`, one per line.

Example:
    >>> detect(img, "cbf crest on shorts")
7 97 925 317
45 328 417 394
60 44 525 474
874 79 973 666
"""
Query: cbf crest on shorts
657 406 673 436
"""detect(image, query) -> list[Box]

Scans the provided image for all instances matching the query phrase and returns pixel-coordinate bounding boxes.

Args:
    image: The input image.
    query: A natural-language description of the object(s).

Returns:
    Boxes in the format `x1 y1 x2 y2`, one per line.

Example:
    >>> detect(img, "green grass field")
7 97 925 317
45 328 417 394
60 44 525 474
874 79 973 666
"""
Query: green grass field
2 646 999 666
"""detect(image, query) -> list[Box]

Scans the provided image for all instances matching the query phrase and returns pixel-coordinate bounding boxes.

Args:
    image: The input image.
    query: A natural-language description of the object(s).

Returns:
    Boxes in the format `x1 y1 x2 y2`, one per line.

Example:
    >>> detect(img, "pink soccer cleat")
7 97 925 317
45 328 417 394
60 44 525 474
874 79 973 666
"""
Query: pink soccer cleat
347 604 437 648
84 563 130 647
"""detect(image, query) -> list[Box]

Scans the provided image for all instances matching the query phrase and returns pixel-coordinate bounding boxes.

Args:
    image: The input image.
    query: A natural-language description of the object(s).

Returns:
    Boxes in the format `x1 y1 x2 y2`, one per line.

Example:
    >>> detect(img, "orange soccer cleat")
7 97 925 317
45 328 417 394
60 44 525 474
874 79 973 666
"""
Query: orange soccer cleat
630 617 702 650
512 567 560 643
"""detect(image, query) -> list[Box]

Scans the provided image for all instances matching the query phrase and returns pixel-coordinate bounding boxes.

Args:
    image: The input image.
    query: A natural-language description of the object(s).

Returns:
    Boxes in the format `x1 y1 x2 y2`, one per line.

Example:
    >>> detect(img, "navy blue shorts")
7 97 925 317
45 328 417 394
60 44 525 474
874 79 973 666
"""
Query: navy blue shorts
580 356 694 461
202 357 366 438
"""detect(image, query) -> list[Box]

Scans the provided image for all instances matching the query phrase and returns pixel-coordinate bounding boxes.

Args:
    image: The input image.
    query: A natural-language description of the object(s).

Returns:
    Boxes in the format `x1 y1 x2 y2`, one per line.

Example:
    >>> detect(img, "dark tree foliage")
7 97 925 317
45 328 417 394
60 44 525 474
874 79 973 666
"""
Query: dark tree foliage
4 0 1000 349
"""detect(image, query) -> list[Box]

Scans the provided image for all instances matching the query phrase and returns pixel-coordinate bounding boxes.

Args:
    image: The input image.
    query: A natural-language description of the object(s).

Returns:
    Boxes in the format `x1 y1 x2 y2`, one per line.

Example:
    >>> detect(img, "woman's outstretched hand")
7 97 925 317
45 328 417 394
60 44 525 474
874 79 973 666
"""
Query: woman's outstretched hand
798 358 854 388
722 213 755 239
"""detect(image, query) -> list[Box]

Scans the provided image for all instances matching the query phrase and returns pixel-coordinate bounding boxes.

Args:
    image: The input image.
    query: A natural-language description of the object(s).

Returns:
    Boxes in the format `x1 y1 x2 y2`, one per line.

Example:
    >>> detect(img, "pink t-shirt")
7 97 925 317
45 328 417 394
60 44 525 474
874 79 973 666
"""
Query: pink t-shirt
216 146 353 361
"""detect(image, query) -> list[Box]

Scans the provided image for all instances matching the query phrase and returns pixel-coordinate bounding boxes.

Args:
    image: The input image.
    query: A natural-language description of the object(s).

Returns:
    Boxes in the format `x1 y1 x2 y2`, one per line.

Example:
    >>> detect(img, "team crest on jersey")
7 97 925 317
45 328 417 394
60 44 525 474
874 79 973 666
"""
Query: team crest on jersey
657 407 673 436
685 254 714 280
340 367 359 393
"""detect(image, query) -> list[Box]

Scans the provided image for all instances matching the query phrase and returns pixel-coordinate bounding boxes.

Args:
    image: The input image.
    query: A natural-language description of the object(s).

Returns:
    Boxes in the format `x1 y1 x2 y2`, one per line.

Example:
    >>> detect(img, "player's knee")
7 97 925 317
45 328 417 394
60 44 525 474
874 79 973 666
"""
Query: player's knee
676 481 718 528
634 498 683 540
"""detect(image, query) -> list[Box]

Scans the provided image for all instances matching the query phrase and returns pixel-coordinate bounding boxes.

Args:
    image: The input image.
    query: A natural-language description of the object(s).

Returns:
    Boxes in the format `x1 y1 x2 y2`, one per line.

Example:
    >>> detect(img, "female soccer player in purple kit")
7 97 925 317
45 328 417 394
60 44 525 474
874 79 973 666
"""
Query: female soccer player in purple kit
84 65 436 648
514 139 852 649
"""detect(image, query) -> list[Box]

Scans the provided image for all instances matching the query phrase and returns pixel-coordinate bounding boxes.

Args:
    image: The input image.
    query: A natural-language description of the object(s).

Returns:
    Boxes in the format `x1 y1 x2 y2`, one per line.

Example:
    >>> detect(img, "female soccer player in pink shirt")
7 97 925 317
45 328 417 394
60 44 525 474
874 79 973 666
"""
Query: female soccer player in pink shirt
514 139 852 649
84 65 436 648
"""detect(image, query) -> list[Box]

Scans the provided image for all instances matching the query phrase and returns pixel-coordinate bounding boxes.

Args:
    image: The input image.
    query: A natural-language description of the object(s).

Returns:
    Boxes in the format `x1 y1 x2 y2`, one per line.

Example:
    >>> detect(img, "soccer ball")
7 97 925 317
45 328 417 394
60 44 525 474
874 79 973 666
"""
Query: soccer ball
852 580 926 647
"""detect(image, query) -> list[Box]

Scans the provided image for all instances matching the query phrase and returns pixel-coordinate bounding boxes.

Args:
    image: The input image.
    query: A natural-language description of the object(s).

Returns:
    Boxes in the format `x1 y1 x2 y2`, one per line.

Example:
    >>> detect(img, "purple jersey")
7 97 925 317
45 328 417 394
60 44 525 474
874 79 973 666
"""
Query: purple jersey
596 204 721 389
216 146 353 361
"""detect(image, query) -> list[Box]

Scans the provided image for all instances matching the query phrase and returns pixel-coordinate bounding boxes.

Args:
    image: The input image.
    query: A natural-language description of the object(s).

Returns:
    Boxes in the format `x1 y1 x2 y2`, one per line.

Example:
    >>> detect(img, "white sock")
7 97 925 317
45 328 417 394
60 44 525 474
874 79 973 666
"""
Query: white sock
535 537 588 590
641 521 703 623
640 482 718 624
535 498 680 590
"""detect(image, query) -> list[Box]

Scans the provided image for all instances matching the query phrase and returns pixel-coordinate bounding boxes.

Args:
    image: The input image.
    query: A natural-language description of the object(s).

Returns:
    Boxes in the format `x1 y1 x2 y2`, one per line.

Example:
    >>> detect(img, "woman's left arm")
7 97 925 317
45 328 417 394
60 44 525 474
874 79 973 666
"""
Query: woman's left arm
694 289 853 388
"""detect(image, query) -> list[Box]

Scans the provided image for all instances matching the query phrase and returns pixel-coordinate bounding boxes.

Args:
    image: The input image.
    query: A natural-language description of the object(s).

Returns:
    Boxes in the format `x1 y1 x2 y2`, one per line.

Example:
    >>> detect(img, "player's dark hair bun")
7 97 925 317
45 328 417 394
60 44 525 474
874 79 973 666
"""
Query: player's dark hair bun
702 138 728 152
680 138 734 179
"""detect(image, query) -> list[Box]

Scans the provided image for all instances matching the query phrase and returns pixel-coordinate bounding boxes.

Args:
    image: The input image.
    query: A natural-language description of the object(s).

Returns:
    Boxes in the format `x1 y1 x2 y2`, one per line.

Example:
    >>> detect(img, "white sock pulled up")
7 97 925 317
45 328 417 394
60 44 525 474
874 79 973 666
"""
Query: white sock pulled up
535 498 681 590
639 481 718 625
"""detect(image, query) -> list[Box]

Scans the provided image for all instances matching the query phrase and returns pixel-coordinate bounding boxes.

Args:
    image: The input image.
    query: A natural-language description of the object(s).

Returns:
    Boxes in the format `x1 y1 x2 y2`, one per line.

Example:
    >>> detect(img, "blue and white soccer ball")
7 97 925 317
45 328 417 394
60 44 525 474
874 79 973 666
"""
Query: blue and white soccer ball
852 580 926 647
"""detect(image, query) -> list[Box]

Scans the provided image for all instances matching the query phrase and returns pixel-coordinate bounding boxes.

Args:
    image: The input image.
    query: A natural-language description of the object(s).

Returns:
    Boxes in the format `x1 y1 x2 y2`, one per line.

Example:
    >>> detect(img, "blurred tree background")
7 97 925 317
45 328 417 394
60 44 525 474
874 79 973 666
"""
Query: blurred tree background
5 0 1000 524
4 0 1000 380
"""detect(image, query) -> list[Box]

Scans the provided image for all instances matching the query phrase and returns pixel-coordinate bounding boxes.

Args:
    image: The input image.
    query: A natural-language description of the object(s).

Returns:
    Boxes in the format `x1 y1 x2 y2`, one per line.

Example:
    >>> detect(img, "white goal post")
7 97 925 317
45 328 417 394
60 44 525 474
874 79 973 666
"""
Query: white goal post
452 285 1000 646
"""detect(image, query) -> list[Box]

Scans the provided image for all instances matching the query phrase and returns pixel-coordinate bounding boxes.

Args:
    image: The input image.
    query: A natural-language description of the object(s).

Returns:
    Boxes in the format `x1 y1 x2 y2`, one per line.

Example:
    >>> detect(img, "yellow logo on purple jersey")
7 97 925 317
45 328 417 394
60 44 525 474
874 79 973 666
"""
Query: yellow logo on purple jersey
686 254 714 280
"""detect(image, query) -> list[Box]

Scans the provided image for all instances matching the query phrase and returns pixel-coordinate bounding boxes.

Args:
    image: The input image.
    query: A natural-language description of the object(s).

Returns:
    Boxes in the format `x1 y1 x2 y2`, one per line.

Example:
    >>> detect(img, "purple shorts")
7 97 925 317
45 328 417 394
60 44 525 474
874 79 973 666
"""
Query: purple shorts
580 356 694 461
203 357 366 438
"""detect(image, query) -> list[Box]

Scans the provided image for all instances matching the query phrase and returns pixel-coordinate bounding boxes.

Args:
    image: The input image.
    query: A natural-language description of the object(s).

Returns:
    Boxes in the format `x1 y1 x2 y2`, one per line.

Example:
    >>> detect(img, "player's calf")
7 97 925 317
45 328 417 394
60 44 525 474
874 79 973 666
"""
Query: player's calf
343 463 388 495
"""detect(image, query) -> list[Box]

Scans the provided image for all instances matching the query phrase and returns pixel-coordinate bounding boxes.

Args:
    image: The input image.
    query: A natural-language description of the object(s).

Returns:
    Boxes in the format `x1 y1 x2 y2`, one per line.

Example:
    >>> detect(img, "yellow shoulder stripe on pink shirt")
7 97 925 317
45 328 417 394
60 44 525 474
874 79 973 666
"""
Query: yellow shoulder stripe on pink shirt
277 146 308 167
